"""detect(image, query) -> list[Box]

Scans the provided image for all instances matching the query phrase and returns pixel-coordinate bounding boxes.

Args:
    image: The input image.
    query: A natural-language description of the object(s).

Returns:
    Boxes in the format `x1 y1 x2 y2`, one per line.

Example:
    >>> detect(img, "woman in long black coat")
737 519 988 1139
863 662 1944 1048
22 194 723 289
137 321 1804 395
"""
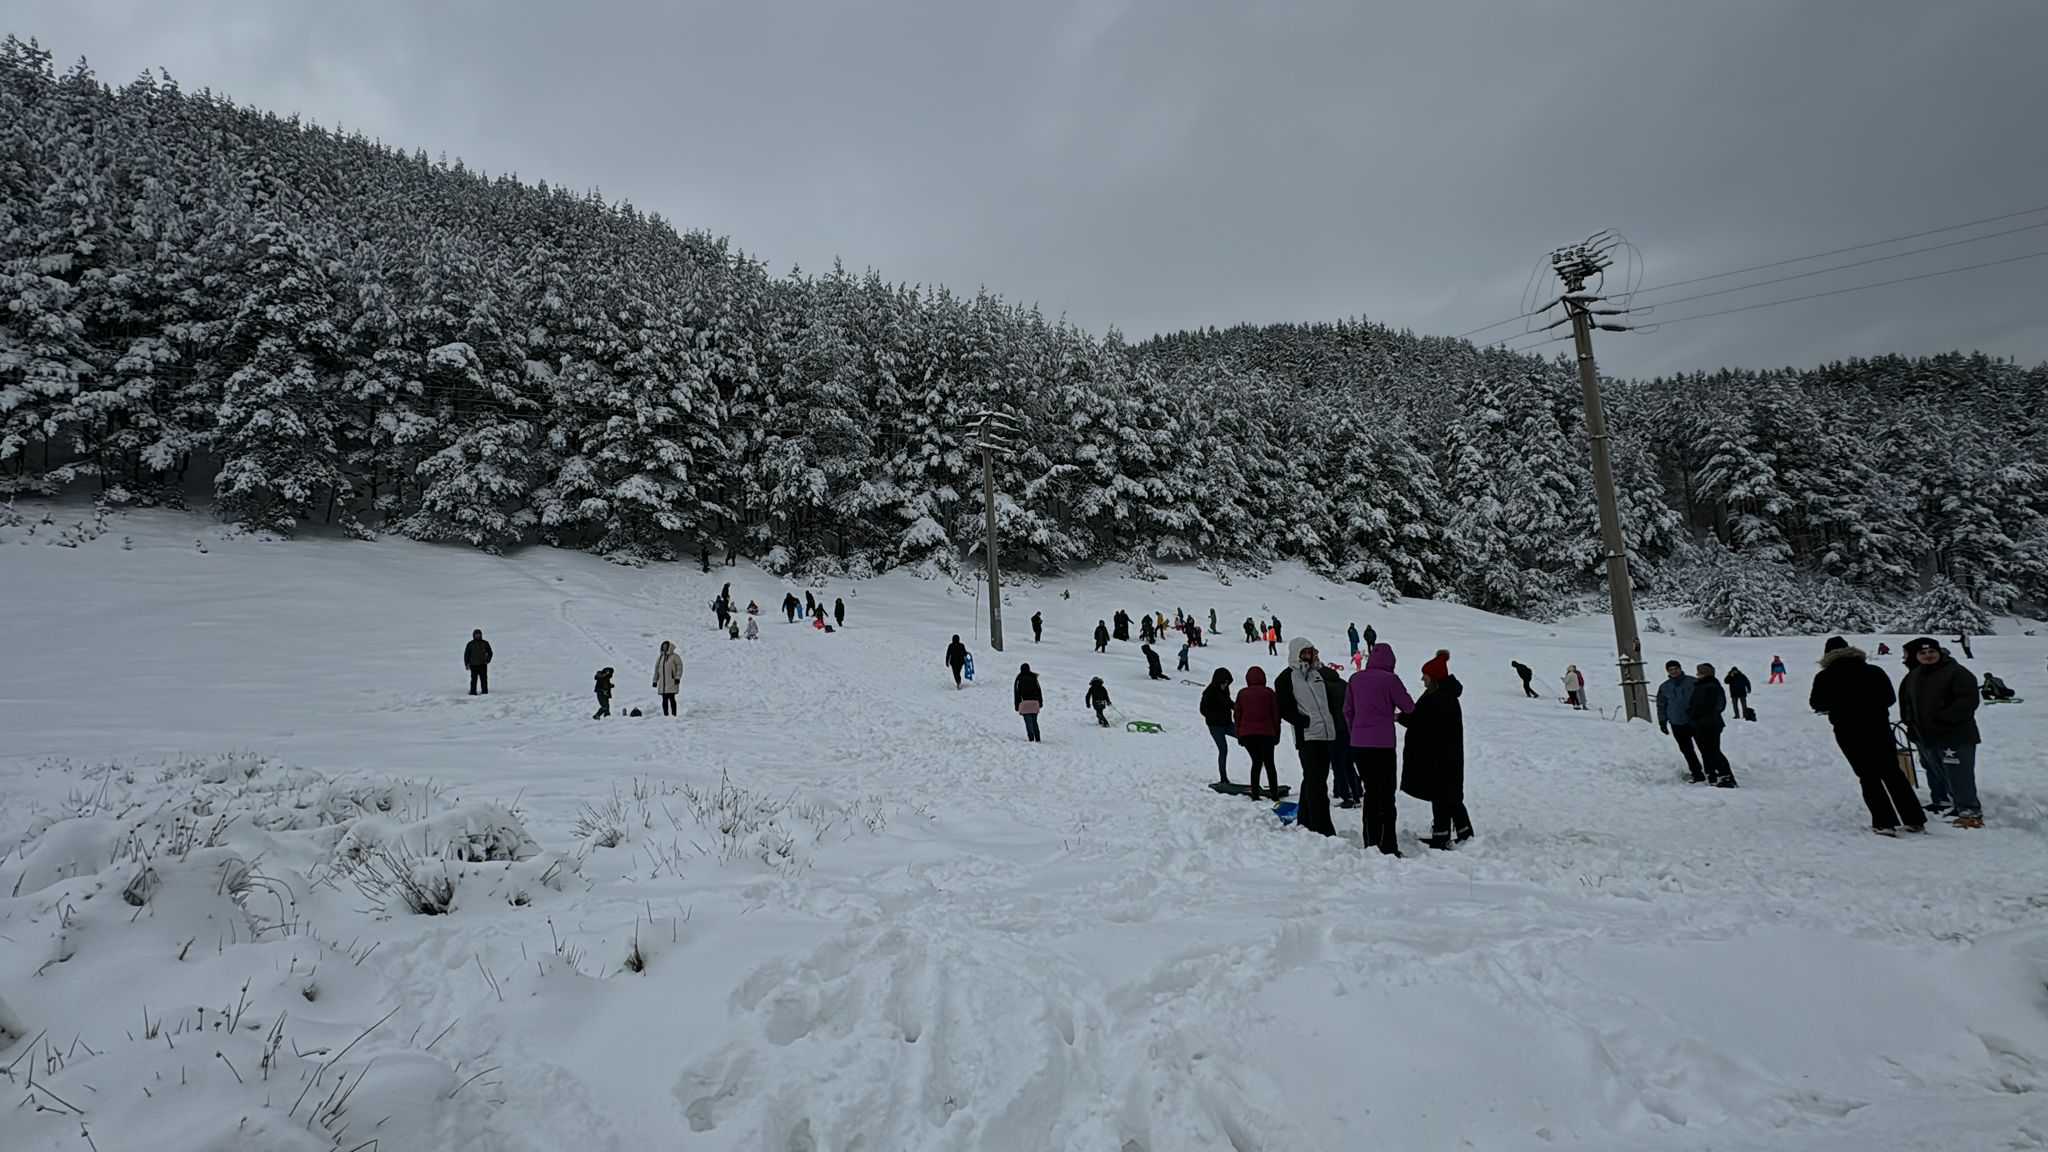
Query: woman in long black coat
1400 652 1472 850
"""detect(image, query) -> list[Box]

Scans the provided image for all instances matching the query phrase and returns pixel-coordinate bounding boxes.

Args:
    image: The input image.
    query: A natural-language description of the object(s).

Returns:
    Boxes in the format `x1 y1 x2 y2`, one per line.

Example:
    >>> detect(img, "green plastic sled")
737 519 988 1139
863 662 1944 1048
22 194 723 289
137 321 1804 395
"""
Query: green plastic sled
1126 720 1164 734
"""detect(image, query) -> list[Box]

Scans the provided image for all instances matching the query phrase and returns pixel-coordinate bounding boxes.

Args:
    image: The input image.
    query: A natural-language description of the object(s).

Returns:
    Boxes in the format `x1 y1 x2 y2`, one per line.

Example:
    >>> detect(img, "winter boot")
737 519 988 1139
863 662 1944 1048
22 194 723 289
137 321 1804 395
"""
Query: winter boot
1872 827 1898 837
1952 813 1984 829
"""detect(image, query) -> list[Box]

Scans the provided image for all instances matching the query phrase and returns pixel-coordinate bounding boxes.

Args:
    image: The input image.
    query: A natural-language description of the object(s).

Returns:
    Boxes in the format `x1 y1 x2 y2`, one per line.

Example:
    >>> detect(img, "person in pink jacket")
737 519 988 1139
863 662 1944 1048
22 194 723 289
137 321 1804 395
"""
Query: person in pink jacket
1344 643 1415 855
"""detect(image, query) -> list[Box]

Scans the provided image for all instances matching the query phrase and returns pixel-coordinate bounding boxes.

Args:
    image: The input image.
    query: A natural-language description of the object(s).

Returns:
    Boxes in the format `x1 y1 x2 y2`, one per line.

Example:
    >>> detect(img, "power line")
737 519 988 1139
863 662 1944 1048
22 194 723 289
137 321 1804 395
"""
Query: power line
1637 217 2048 312
1646 248 2048 329
1634 200 2048 296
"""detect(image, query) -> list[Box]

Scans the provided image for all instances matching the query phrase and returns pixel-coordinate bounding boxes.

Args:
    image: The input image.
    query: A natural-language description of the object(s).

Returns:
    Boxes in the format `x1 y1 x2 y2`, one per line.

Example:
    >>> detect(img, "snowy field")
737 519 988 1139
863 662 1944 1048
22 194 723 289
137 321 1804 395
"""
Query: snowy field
3 506 2046 1152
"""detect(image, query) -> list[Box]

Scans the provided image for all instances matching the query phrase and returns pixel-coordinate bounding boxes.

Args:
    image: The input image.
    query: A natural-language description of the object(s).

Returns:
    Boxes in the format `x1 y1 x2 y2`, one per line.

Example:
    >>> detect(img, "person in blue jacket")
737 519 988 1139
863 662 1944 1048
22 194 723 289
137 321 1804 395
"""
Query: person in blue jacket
1654 660 1705 782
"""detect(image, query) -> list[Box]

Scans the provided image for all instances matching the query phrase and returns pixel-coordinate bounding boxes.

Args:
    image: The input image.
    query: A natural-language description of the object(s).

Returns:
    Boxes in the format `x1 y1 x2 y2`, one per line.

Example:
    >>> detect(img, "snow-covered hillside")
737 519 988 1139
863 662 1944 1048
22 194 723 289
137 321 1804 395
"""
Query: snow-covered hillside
3 507 2046 1152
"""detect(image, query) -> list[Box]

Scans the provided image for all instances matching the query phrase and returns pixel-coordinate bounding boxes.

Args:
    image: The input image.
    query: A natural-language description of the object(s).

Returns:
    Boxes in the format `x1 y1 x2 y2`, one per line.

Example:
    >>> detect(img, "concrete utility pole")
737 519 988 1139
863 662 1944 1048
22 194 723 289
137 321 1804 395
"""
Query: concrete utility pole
969 410 1019 652
1552 236 1653 722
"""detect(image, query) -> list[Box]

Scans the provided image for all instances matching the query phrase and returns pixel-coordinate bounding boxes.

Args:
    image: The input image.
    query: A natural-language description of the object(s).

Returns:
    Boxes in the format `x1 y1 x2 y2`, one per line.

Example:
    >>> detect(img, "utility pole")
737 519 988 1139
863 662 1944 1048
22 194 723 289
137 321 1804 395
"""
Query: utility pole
968 409 1019 652
1552 235 1653 722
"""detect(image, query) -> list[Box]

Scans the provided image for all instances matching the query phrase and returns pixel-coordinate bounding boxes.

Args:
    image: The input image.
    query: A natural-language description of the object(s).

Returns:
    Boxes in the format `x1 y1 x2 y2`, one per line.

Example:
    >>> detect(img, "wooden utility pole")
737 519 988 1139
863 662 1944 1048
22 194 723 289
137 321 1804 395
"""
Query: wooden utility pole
1553 236 1653 722
969 410 1019 652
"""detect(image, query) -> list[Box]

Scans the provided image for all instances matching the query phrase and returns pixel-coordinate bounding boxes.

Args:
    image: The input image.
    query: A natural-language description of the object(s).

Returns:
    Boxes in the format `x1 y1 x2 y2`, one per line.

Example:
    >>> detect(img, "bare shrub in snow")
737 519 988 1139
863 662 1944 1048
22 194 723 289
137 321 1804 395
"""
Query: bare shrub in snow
342 840 458 916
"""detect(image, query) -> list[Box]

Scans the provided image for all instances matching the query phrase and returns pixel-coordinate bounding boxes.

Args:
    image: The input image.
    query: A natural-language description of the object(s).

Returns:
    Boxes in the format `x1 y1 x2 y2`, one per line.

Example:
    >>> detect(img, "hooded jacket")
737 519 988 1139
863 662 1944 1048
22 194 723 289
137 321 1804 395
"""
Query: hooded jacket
1276 637 1344 744
1142 644 1164 677
1808 645 1893 734
1085 679 1112 709
1234 666 1280 739
945 638 969 670
1344 643 1415 750
1654 674 1695 727
1400 674 1465 804
1688 674 1727 732
1725 669 1753 697
464 637 493 668
1014 669 1042 710
1199 671 1235 727
652 645 682 693
1899 652 1980 745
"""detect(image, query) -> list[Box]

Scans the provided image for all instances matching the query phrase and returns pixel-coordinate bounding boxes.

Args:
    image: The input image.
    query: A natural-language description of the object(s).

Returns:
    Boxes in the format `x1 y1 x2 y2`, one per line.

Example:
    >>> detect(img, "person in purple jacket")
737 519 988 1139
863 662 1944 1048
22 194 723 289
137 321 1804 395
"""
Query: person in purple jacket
1344 642 1415 855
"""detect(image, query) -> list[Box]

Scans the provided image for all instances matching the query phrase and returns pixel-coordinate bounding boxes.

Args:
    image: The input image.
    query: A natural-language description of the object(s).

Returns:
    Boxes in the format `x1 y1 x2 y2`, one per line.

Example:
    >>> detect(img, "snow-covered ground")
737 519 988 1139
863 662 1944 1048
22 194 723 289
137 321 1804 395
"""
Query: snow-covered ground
3 506 2046 1152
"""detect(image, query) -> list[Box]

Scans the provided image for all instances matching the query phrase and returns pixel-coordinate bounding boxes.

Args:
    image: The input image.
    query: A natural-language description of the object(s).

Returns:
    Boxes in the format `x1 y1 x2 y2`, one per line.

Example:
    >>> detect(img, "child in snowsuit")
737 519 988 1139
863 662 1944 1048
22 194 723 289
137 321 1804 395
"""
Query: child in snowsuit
1086 678 1112 727
1768 656 1787 684
592 667 614 719
1177 640 1191 672
744 618 759 640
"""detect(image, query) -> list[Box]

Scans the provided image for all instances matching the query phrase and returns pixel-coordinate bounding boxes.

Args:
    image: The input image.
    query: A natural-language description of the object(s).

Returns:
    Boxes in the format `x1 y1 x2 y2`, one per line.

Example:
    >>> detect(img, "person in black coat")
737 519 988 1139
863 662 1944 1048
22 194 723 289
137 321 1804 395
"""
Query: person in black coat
1809 636 1924 834
1725 666 1754 720
464 629 493 695
1400 654 1471 850
1899 637 1983 823
1112 610 1130 643
1093 620 1110 653
833 597 846 628
1688 663 1738 787
1085 677 1113 727
1199 668 1237 785
1140 614 1157 644
1243 617 1256 643
945 635 969 689
1510 660 1537 698
1142 643 1167 680
782 593 800 624
1031 611 1043 643
1014 664 1044 742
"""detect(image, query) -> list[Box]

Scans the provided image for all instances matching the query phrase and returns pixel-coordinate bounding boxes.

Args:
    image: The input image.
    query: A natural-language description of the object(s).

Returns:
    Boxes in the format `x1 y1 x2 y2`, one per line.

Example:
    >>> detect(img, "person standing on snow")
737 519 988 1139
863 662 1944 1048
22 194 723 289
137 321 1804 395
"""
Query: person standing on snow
464 629 494 695
1200 668 1237 786
1113 610 1130 643
1563 665 1586 709
744 617 759 641
1176 638 1192 673
1346 642 1417 855
1362 624 1377 651
834 597 846 628
1725 666 1754 720
1209 608 1218 634
1085 677 1113 727
1347 622 1362 657
1142 643 1168 681
804 590 816 618
1655 660 1706 782
1899 637 1984 827
1014 664 1044 742
1276 637 1345 837
945 634 970 689
1031 611 1043 643
1511 660 1539 698
1094 620 1111 653
1141 614 1157 645
782 593 800 624
1244 617 1257 644
1768 655 1787 684
592 667 614 719
1400 650 1472 850
1271 616 1284 644
1234 666 1281 799
1954 633 1973 660
1810 637 1925 835
651 640 682 716
713 596 730 632
1265 625 1280 657
1689 663 1738 787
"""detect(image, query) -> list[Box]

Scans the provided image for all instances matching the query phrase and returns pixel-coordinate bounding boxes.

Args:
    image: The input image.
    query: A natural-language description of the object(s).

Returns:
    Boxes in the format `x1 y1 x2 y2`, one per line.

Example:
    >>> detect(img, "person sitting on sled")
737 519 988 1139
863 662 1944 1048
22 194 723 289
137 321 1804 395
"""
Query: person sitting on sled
1980 672 2015 701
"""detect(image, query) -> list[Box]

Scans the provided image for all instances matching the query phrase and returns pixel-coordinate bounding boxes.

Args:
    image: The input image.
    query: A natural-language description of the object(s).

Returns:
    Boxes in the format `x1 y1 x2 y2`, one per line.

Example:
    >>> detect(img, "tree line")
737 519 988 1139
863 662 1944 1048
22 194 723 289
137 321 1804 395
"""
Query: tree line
3 40 2041 632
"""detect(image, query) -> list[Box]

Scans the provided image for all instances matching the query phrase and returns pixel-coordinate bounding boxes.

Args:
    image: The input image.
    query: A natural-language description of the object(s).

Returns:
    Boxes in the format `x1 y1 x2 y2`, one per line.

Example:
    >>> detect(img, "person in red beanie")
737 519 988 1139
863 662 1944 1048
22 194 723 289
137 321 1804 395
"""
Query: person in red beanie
1401 649 1472 849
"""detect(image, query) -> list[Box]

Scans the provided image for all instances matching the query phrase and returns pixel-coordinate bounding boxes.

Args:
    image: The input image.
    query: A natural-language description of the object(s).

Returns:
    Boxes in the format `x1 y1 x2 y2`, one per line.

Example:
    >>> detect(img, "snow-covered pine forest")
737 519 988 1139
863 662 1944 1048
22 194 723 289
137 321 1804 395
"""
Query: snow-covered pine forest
4 40 2044 632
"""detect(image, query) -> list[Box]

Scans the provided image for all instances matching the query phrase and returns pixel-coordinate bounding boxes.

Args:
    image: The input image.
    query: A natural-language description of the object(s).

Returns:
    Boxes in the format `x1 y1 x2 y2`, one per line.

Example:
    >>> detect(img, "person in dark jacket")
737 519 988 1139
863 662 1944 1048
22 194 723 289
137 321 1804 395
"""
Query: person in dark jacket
1725 666 1753 720
804 590 816 617
464 629 493 695
1234 666 1281 798
782 593 800 624
1140 614 1157 645
1899 637 1983 825
1031 611 1043 643
1655 660 1705 782
1275 637 1344 837
1085 677 1112 727
1199 668 1237 785
1176 638 1192 672
1244 617 1257 644
1688 663 1737 787
1142 643 1168 681
592 667 614 719
1362 624 1377 651
1347 623 1362 657
945 635 969 689
1810 636 1925 835
1980 672 2014 701
833 597 846 628
1209 608 1218 634
1400 651 1471 850
1113 610 1131 643
1014 664 1044 742
1093 620 1110 653
1955 633 1973 660
1511 660 1538 698
1271 616 1284 644
713 595 730 632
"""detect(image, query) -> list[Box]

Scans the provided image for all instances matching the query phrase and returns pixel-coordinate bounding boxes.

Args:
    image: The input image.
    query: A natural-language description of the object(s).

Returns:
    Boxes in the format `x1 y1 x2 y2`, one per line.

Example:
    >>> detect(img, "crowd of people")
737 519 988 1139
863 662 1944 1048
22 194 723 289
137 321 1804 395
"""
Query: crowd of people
459 585 2005 842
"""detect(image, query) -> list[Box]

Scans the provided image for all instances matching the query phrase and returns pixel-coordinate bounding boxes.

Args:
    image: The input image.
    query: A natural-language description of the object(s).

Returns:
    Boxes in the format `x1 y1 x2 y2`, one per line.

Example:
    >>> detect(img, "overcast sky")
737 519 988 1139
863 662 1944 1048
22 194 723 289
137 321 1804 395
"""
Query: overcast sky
13 0 2048 377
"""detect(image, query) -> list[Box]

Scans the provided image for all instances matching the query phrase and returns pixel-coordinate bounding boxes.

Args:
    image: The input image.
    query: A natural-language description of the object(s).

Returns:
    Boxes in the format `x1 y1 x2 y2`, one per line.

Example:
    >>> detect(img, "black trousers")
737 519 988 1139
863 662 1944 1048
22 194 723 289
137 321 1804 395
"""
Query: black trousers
1242 736 1278 792
1731 693 1750 719
1694 727 1735 784
1519 676 1538 698
1294 741 1336 836
660 692 677 716
1356 746 1399 854
468 666 488 695
593 696 611 719
1032 623 1042 642
1836 729 1925 830
1093 704 1110 727
1671 725 1705 780
1431 800 1472 841
950 664 963 687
